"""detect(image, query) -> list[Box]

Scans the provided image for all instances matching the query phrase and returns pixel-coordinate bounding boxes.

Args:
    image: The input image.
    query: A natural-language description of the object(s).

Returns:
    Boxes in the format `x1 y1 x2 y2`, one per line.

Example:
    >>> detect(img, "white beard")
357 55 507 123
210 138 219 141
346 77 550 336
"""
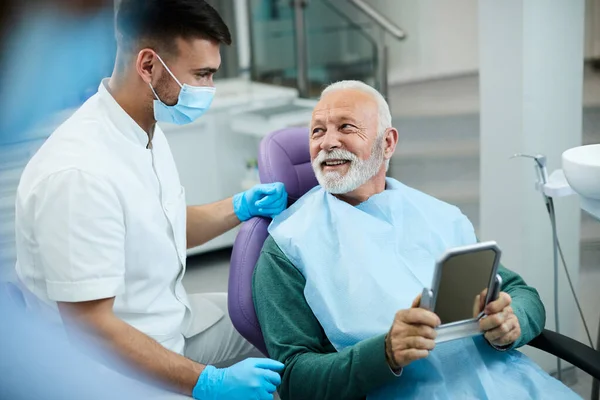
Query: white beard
312 138 385 194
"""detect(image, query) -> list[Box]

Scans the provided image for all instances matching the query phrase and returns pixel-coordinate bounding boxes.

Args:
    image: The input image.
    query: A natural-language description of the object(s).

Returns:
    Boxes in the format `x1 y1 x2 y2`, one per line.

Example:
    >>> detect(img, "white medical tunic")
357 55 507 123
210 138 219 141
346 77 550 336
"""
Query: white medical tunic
15 80 220 354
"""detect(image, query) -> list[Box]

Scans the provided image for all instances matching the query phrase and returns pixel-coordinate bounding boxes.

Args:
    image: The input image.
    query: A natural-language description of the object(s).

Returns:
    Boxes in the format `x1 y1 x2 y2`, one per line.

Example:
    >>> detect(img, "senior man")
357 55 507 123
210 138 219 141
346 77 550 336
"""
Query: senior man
253 80 581 399
14 1 285 399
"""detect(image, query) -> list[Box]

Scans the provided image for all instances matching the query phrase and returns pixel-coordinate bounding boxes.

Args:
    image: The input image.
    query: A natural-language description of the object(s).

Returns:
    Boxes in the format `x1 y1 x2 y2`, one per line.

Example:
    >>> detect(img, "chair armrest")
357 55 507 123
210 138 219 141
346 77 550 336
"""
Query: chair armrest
528 329 600 379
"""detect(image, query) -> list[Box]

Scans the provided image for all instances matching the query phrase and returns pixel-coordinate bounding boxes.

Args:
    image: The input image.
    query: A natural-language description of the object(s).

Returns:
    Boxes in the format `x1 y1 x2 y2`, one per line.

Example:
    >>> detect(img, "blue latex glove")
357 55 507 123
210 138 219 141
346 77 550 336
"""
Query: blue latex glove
192 358 284 400
233 182 288 222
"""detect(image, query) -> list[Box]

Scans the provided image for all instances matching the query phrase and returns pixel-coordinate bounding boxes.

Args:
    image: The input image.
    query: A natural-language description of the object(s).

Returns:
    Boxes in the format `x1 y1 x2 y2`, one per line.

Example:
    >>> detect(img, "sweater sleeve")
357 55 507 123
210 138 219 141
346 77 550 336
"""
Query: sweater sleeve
497 264 546 348
253 236 399 400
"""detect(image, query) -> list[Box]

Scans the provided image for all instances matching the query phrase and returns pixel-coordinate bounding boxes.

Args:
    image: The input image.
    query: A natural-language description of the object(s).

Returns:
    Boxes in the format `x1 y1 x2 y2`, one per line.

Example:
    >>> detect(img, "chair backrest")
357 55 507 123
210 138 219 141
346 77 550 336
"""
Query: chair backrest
228 127 317 355
258 127 319 205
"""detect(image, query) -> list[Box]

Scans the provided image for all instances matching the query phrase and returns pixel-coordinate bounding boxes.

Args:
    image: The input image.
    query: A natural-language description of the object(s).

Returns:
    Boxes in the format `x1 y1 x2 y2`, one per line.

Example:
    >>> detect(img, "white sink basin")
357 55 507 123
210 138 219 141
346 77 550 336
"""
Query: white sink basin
562 144 600 220
563 144 600 199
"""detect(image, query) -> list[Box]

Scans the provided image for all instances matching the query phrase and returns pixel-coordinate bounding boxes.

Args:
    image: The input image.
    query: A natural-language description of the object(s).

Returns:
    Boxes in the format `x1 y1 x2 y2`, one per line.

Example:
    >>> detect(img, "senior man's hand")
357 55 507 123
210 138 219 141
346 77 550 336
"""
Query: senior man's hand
385 295 440 371
474 290 521 348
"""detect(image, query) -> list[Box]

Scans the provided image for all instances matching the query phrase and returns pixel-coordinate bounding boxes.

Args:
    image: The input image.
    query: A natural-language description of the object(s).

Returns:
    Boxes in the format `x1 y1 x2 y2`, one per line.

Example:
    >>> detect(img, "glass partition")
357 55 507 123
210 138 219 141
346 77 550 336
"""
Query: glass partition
249 0 380 98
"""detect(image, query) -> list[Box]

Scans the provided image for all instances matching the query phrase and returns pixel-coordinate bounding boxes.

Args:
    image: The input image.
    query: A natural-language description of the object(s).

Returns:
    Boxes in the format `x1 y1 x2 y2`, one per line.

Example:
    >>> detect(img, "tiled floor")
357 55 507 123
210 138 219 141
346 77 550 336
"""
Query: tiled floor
183 248 232 294
572 369 596 400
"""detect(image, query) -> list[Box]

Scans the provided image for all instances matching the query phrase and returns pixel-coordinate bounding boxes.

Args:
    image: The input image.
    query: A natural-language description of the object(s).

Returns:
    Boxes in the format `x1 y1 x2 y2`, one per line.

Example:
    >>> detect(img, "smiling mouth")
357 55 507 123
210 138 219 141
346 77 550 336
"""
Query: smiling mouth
322 159 350 167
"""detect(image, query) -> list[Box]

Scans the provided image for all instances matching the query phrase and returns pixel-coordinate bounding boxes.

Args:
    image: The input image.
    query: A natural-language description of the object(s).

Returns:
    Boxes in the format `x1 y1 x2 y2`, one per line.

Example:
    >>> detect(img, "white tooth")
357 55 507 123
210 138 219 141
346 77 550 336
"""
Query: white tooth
324 160 348 166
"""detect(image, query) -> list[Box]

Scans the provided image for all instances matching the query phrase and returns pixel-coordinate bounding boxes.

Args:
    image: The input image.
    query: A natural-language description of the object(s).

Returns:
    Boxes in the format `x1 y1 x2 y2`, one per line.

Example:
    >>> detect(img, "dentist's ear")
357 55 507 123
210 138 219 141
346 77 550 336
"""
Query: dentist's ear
136 49 159 85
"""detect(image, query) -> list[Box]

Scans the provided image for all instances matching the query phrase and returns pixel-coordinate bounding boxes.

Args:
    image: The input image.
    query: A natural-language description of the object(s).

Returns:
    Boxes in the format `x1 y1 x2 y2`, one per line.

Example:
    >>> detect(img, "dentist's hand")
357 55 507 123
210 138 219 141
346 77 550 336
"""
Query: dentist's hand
385 295 440 371
192 358 284 400
233 183 288 222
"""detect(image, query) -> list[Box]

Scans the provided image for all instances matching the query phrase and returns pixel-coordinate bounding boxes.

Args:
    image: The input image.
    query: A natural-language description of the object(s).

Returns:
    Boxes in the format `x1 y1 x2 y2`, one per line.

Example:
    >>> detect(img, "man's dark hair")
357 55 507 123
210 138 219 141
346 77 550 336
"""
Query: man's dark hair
116 0 232 54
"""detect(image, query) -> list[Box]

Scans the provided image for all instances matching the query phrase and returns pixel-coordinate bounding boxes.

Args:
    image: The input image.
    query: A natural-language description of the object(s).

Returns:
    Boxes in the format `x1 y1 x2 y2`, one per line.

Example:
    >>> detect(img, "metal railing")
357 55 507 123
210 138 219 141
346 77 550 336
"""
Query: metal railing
347 0 406 101
347 0 406 41
291 0 407 100
292 0 310 98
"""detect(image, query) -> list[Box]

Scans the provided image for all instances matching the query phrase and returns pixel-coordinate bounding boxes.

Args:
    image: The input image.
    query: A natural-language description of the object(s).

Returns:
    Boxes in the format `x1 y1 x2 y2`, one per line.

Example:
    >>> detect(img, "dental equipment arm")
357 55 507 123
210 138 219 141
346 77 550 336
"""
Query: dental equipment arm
510 152 597 381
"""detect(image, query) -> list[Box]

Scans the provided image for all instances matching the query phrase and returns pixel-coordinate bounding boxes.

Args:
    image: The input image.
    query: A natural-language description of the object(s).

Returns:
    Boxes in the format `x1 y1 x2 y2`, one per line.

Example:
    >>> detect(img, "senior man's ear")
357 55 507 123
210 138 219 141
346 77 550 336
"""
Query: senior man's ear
383 127 399 159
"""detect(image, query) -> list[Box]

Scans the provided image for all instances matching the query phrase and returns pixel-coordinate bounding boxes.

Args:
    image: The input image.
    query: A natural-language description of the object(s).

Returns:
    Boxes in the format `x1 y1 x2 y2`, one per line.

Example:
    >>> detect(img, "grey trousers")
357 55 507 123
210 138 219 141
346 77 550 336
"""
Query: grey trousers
183 293 261 367
146 293 263 399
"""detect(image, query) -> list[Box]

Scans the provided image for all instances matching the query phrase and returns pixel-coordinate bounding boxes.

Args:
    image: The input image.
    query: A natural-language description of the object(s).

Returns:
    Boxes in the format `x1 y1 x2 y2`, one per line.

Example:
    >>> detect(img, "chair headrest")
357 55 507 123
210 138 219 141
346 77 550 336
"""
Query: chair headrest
258 127 318 204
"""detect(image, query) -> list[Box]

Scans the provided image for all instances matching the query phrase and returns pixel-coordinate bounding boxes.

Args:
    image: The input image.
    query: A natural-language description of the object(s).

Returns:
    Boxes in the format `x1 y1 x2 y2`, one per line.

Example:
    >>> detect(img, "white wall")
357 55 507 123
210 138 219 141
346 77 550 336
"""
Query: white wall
370 0 598 85
479 0 585 373
370 0 479 84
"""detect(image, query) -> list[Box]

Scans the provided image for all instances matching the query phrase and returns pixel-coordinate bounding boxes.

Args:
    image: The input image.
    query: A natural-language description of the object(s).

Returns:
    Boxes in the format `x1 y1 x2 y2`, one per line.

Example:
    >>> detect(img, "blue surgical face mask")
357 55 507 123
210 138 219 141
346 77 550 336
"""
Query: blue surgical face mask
149 54 216 125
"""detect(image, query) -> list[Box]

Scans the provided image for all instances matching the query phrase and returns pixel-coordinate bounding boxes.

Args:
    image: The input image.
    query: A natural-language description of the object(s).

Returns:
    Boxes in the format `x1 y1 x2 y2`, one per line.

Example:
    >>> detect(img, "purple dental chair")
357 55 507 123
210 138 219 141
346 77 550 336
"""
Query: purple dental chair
227 127 317 355
227 128 600 399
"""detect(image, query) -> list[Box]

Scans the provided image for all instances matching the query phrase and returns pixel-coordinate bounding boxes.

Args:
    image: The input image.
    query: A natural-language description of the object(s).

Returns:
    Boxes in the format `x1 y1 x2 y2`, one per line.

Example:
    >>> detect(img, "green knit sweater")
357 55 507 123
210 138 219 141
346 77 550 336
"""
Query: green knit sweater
253 236 546 400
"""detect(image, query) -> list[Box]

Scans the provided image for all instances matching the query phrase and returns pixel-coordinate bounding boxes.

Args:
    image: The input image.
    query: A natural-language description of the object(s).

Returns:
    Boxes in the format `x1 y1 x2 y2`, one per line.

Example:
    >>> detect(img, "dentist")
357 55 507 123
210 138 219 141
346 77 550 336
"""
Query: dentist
14 1 286 398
